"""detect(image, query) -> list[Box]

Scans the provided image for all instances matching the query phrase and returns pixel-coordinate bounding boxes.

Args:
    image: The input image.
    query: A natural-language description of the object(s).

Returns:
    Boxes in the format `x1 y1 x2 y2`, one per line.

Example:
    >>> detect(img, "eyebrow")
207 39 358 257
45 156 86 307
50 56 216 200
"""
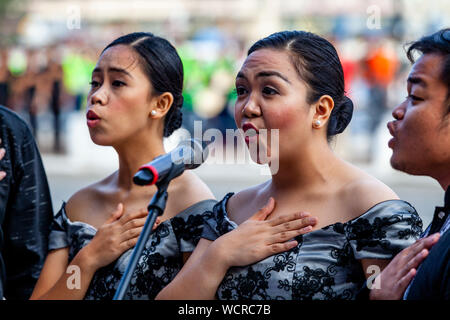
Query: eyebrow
93 67 133 78
407 76 427 88
236 70 291 84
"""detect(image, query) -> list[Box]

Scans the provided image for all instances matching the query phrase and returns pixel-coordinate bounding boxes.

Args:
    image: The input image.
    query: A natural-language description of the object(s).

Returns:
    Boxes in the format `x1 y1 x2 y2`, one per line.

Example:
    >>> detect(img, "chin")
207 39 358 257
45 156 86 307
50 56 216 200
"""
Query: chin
390 155 424 176
89 133 113 147
247 145 271 165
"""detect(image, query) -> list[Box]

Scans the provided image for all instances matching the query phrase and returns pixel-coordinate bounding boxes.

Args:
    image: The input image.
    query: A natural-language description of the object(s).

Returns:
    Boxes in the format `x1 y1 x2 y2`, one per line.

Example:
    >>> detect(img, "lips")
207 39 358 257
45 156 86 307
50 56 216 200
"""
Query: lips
86 110 101 128
242 122 259 134
387 121 397 148
242 122 259 144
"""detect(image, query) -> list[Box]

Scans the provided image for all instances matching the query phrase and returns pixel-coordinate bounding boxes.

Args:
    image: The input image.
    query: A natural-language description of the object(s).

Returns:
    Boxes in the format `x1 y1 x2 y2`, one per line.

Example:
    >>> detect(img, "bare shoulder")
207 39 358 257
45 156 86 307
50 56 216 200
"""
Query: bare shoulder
167 171 216 214
65 175 112 222
226 180 270 222
340 173 400 217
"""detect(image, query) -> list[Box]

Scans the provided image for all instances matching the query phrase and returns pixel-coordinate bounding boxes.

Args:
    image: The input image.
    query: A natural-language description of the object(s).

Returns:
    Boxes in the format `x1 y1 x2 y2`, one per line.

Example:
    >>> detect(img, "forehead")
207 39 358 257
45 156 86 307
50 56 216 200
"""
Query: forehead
96 44 141 73
239 49 297 79
408 53 446 88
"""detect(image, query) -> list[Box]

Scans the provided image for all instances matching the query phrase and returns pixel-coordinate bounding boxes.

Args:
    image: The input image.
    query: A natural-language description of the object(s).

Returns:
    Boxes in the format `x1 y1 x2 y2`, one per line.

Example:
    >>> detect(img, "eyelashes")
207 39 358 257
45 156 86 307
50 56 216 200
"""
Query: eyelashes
406 94 424 101
88 80 126 88
232 86 278 97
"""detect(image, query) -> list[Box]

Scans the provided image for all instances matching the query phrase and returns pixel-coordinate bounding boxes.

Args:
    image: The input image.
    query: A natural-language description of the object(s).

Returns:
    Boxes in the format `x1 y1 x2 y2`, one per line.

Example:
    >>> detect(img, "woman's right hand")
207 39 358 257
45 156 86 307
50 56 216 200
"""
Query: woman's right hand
80 204 160 270
213 197 318 268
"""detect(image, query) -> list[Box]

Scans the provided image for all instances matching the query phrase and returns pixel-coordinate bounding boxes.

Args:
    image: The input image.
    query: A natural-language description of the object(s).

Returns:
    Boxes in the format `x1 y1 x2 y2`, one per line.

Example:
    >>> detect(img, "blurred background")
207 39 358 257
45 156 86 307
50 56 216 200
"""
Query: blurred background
0 0 448 226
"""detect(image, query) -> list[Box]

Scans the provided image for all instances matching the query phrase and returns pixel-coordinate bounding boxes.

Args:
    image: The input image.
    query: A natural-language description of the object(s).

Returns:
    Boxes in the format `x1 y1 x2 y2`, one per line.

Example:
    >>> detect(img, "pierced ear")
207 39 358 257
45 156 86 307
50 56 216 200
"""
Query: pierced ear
150 92 174 118
312 95 334 128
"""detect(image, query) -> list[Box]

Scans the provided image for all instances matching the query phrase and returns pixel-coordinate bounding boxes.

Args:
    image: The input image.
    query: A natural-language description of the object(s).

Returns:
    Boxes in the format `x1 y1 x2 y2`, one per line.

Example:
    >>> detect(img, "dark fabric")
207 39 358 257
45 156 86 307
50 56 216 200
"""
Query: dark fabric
428 206 449 235
0 105 53 299
422 187 450 237
403 188 450 299
202 193 423 300
406 228 450 300
48 199 216 300
445 187 450 209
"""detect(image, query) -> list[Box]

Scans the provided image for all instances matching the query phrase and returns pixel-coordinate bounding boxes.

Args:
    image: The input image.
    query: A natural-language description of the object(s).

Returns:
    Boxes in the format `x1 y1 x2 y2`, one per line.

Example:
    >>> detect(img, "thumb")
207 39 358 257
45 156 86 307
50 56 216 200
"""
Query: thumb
250 197 275 221
106 203 124 224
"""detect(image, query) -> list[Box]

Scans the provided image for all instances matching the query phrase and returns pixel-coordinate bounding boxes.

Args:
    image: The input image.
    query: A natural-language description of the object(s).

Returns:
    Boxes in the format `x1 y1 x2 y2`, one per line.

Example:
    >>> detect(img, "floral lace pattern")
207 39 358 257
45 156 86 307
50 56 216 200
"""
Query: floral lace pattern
202 193 423 300
48 199 216 300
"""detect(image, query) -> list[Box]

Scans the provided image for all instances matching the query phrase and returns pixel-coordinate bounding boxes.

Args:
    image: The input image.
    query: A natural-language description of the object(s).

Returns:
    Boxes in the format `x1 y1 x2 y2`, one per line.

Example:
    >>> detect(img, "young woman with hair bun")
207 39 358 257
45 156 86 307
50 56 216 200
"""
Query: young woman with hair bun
29 32 219 300
157 31 423 300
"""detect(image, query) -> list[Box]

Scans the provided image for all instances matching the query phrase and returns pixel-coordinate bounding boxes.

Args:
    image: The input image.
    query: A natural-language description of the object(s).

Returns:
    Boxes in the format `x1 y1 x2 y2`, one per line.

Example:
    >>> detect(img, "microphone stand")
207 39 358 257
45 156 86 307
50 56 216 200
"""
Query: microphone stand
113 163 181 300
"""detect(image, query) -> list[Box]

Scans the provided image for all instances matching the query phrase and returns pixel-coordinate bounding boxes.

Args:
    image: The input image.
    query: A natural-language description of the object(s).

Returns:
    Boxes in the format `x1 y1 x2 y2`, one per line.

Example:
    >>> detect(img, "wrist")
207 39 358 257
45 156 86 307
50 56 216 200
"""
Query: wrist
75 245 99 274
205 238 232 273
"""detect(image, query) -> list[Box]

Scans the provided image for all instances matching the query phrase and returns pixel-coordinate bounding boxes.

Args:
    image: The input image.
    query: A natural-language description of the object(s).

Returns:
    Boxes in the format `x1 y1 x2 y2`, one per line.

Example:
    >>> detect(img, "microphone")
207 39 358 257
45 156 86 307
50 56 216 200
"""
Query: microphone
133 139 208 186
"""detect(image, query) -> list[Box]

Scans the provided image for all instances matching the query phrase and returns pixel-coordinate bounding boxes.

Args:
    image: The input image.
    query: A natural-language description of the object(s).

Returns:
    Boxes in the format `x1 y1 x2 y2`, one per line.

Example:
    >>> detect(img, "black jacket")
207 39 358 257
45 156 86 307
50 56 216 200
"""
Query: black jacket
406 228 450 299
0 105 53 299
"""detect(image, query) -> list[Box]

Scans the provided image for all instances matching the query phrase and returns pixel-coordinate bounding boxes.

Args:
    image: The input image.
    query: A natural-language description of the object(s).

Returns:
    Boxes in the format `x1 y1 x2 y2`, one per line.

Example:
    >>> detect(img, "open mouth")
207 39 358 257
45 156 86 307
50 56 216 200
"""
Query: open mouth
87 110 100 120
242 123 259 134
86 110 101 128
242 122 259 144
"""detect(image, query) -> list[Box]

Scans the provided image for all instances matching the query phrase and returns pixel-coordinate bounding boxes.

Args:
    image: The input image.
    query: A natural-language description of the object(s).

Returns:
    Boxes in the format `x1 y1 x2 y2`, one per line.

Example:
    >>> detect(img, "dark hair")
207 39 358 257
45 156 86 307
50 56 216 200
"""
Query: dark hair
103 32 183 137
406 28 450 114
248 30 353 138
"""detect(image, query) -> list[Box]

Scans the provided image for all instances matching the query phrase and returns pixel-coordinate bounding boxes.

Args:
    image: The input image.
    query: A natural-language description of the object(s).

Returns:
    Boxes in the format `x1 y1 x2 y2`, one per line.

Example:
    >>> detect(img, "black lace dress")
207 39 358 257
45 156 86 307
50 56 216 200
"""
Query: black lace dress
48 199 216 300
202 193 423 300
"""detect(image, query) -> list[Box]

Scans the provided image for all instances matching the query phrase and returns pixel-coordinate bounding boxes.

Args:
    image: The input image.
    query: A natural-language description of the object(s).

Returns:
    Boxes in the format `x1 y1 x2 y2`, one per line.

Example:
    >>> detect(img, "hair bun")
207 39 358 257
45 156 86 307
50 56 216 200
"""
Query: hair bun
328 96 354 136
163 100 183 137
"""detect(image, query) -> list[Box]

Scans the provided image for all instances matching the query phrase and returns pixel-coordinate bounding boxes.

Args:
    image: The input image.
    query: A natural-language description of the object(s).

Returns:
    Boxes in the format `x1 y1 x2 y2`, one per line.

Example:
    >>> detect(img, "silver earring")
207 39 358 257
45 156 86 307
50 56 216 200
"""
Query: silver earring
314 120 321 127
151 110 157 116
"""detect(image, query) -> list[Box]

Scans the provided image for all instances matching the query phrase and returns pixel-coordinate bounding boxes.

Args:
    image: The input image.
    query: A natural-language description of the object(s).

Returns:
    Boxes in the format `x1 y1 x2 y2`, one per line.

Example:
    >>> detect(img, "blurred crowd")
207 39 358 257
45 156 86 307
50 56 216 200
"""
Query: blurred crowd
0 23 427 161
0 38 97 152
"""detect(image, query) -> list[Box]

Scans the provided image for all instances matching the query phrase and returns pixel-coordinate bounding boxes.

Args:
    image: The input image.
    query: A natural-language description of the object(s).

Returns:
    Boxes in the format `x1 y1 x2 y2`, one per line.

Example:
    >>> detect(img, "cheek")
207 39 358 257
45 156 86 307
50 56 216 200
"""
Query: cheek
265 105 310 139
115 92 149 120
396 110 441 160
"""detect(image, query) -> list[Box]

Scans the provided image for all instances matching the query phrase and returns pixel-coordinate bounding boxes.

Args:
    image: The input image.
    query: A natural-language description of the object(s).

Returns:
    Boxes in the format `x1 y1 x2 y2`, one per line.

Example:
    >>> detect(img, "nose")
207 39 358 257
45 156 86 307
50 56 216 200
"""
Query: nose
392 102 405 120
242 97 262 118
89 86 108 107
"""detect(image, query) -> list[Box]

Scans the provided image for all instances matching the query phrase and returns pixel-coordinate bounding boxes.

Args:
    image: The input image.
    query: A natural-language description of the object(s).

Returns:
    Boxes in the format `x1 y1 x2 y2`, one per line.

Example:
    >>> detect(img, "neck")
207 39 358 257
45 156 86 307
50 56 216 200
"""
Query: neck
114 135 166 191
268 140 341 195
436 174 450 191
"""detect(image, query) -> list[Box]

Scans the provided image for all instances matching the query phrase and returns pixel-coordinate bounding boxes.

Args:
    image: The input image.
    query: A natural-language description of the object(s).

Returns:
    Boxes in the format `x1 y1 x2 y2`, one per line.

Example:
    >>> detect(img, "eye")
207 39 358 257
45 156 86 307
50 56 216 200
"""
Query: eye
406 94 424 102
112 80 126 87
262 86 278 95
89 80 100 88
235 86 248 96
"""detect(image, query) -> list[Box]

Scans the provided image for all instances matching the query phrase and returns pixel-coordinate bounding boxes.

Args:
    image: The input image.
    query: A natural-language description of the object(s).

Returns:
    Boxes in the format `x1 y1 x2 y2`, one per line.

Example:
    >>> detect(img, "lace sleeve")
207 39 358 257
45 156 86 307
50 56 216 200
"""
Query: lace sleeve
171 199 217 252
345 200 423 260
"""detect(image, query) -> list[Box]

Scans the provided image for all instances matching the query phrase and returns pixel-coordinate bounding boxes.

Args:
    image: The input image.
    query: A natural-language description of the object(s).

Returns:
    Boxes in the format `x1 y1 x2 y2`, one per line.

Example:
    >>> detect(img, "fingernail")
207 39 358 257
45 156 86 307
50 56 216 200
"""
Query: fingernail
299 212 309 218
0 171 6 179
308 217 317 224
431 233 440 241
0 148 5 157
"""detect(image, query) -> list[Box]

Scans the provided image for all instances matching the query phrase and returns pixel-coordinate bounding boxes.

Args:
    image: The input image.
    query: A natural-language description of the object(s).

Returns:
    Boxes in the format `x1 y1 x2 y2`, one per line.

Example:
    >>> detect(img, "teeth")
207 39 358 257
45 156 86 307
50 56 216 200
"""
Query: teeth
246 129 257 137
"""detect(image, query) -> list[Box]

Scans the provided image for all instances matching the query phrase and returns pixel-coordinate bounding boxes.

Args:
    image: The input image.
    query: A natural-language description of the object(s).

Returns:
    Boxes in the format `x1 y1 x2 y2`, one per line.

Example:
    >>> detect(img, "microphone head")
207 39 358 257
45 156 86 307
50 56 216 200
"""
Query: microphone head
133 168 155 186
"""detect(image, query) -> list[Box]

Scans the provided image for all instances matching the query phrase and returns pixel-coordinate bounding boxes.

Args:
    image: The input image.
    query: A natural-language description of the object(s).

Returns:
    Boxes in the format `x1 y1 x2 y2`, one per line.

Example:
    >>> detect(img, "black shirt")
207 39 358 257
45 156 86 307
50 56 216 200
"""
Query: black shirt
405 187 450 300
0 105 53 299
